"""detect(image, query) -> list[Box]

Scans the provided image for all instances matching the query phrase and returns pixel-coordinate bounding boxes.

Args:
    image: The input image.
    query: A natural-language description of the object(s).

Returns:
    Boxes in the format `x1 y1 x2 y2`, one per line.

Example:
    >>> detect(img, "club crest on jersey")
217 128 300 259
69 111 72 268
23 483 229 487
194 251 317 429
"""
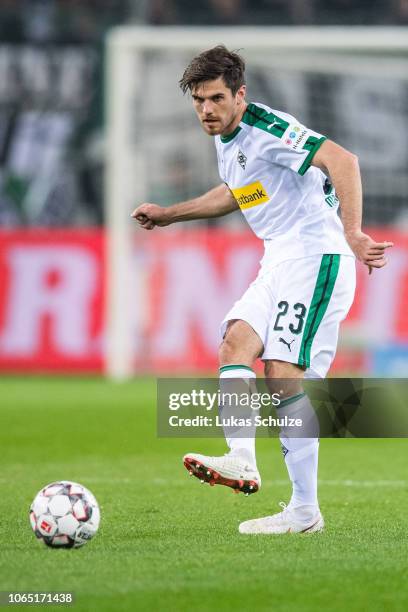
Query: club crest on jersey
231 181 269 210
237 149 247 170
281 443 289 457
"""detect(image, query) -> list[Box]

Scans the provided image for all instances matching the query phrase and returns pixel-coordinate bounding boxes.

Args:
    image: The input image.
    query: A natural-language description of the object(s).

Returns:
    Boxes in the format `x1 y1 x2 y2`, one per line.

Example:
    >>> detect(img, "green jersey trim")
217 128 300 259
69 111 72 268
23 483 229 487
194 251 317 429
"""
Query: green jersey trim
242 103 289 138
298 254 340 369
220 125 242 143
298 136 327 176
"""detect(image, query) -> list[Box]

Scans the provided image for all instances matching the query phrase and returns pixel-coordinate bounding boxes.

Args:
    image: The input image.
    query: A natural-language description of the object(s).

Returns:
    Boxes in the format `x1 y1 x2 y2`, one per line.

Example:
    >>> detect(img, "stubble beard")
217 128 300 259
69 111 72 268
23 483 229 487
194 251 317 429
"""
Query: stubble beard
201 111 237 137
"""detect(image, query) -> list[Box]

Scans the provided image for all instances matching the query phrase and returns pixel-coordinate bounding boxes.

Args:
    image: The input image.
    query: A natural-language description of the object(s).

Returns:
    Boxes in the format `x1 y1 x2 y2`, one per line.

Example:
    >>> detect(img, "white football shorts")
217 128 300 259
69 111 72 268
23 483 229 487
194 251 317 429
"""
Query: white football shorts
220 254 356 378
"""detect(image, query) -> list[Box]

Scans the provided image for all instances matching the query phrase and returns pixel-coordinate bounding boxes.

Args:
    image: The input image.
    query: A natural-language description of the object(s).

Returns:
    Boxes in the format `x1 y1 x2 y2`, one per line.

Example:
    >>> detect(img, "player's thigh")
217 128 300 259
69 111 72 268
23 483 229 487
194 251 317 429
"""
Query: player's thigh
262 255 355 377
220 270 275 365
219 319 264 366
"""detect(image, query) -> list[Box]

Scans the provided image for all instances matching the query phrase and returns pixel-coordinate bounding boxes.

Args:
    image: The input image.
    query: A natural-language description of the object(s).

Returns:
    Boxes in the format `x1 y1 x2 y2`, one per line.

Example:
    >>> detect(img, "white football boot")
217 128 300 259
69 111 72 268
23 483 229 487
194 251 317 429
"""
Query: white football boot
239 502 324 534
183 450 261 495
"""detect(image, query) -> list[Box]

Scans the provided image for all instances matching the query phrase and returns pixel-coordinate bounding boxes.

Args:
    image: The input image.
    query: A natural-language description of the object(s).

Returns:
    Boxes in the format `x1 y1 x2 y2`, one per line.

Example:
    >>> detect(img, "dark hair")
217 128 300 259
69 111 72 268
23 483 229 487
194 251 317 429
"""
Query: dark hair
179 45 245 95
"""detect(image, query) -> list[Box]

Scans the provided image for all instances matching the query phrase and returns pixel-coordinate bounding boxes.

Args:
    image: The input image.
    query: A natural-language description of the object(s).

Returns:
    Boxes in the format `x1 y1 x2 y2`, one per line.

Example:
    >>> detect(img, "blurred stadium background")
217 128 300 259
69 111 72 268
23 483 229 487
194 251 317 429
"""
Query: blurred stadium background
0 0 407 378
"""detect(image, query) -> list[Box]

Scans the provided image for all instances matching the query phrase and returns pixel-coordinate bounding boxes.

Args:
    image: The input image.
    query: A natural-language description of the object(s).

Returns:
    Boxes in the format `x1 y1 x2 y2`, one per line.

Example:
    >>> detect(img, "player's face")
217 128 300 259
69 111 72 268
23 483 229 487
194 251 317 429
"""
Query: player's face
191 78 246 137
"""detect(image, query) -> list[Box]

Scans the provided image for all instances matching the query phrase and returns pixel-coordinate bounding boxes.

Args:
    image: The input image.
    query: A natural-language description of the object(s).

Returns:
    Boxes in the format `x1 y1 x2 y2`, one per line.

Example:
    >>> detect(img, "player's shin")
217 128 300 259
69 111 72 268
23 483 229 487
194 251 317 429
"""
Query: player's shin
277 392 320 515
219 365 258 468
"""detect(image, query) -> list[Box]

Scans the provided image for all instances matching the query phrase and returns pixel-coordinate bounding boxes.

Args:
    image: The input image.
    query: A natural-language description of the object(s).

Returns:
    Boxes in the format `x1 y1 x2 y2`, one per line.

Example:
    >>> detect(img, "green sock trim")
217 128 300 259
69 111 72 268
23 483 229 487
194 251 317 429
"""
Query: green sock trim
219 364 254 374
277 392 306 408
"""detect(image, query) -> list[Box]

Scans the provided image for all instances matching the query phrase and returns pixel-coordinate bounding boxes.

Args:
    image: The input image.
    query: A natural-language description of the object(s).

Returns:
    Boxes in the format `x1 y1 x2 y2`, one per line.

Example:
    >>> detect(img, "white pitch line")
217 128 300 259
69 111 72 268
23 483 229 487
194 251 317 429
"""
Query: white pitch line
59 477 405 487
149 478 408 488
316 479 408 487
0 478 406 488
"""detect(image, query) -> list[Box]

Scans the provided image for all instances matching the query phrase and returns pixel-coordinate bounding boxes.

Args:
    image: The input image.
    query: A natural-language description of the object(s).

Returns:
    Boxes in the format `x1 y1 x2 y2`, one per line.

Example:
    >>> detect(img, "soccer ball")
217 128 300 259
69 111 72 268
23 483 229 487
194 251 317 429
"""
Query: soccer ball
29 481 100 548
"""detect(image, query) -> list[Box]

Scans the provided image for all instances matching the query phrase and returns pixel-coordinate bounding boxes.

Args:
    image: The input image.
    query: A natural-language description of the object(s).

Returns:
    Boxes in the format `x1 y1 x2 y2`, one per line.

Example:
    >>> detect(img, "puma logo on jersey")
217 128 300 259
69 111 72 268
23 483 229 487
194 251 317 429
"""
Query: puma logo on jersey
279 337 295 352
231 181 269 210
267 119 280 130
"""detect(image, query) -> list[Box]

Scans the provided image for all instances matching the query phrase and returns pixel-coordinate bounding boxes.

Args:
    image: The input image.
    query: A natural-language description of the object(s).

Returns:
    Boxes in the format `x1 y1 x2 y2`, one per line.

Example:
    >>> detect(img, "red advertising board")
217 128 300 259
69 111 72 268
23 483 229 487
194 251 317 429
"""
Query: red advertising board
0 228 406 374
0 230 104 371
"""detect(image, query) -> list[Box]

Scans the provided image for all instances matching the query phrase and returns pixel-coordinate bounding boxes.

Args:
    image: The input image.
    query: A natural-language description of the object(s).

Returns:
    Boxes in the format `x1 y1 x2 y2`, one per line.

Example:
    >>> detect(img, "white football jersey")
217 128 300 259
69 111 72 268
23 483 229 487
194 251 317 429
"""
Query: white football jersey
215 102 354 265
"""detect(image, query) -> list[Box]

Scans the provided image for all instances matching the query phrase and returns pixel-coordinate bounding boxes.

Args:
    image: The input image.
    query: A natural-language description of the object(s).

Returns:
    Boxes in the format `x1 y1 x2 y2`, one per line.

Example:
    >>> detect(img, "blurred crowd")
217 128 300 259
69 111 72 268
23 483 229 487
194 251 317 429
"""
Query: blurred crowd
0 0 127 44
0 0 407 40
146 0 408 26
0 0 129 226
0 1 406 227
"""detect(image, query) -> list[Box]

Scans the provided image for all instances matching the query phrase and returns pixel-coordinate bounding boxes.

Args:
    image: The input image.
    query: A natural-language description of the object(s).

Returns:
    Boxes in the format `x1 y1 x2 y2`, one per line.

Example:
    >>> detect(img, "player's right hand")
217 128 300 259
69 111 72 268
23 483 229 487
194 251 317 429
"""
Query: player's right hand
345 230 393 274
131 203 170 230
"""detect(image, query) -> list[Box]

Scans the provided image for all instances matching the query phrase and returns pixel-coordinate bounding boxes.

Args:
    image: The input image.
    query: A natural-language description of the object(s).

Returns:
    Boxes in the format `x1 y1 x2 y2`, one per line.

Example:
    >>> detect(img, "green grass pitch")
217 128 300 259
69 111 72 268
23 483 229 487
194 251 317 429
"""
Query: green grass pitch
0 377 407 612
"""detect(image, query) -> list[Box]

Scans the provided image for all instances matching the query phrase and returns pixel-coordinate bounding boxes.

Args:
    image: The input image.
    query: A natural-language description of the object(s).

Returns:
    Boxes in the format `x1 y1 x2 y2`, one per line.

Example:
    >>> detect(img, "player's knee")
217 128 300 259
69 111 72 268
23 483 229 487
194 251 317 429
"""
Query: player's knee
219 334 240 365
219 320 263 367
218 325 254 366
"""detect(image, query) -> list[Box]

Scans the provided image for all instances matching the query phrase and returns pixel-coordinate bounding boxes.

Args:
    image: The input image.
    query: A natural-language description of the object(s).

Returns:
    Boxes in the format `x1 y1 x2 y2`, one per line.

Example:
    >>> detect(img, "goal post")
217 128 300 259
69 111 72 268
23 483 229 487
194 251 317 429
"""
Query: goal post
104 26 408 380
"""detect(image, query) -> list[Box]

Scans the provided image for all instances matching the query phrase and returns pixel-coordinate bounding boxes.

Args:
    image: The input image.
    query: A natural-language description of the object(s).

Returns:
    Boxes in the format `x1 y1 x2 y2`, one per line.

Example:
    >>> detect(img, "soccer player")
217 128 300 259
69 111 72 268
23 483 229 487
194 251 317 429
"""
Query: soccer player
132 46 392 534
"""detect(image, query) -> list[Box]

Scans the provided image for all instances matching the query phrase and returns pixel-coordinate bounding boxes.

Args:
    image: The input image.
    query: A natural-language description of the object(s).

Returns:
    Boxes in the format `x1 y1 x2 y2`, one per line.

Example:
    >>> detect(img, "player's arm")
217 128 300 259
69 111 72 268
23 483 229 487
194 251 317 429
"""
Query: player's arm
312 139 393 273
131 183 238 230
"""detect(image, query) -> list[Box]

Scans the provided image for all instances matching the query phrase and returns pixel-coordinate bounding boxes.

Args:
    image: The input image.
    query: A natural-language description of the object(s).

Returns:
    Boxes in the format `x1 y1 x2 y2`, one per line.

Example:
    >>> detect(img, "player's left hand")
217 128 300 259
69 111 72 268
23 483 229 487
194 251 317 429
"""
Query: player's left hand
345 230 393 274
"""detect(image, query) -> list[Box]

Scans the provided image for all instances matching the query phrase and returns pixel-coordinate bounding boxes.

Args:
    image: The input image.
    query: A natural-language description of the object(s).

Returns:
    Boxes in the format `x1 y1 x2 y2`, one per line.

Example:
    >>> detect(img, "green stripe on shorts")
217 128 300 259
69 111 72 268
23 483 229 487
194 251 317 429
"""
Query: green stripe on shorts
298 254 340 369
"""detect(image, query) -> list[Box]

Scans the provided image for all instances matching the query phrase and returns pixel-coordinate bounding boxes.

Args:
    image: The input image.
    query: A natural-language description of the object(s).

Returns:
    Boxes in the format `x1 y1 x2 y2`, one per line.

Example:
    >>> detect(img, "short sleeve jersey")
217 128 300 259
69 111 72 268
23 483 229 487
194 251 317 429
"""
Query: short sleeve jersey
215 102 353 265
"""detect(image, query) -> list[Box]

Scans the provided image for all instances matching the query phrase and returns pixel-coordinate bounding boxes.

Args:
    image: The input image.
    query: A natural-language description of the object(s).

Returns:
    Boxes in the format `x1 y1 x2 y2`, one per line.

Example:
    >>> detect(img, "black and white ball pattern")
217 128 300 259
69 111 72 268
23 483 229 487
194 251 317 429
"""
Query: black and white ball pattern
29 481 100 548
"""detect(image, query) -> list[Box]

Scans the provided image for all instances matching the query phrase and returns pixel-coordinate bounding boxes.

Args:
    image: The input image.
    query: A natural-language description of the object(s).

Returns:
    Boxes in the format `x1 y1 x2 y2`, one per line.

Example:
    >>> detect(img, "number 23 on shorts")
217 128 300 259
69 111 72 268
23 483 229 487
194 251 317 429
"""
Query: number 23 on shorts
273 301 307 335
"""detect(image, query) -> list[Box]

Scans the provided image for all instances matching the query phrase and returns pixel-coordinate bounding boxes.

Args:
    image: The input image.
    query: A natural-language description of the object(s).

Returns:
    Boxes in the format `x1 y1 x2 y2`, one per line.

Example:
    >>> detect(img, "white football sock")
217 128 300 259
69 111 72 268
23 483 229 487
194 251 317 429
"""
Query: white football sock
219 365 257 466
278 392 320 512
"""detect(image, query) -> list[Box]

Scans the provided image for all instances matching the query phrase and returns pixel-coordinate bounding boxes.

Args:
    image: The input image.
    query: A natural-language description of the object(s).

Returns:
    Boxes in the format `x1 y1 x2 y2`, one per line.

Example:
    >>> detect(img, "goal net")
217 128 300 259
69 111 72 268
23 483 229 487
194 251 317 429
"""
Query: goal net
105 26 408 379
